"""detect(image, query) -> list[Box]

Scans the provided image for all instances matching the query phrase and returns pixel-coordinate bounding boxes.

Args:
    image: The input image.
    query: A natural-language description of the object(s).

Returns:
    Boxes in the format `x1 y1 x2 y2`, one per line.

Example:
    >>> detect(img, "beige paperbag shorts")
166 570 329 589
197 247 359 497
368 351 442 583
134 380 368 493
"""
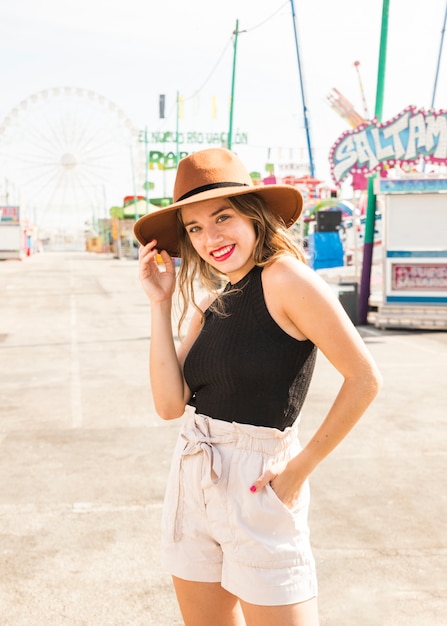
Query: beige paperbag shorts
161 406 317 606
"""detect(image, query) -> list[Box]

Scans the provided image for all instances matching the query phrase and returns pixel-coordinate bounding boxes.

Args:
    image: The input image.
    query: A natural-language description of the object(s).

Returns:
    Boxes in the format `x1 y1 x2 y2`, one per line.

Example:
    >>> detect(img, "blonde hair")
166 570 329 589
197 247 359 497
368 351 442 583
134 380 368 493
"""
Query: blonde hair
175 193 306 337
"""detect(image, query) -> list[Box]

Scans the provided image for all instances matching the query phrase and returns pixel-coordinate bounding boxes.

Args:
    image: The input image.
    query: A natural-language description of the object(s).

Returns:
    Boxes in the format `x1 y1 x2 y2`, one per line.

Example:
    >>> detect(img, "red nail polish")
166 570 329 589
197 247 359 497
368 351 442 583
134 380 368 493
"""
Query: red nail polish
250 485 257 493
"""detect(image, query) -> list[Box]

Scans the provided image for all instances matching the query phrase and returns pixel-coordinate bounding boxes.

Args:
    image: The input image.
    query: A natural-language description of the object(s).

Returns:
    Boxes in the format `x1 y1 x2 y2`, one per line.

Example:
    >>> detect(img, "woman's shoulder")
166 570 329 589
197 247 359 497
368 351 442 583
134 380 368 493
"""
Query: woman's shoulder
260 256 326 341
262 255 315 286
262 255 335 307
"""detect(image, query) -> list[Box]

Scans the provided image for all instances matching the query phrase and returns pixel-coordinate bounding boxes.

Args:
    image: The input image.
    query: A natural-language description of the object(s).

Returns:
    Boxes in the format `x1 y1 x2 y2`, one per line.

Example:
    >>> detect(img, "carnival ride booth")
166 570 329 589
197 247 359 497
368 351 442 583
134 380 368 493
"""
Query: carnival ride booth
374 178 447 330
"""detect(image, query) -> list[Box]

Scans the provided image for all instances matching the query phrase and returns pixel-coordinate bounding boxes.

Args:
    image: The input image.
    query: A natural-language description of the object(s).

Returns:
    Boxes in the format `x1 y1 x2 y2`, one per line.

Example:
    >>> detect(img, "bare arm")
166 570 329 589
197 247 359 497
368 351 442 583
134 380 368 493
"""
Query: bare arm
138 242 196 420
286 261 382 472
252 257 382 503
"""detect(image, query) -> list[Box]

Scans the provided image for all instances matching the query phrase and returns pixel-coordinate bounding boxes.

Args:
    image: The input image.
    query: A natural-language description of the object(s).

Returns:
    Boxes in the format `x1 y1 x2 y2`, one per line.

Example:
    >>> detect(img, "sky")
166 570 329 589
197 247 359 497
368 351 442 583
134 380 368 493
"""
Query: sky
0 0 446 228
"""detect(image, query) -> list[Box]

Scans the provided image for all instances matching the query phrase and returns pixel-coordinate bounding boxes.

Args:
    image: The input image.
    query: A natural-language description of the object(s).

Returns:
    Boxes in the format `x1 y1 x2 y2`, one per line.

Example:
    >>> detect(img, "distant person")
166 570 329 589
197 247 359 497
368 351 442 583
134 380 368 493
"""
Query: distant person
135 148 382 626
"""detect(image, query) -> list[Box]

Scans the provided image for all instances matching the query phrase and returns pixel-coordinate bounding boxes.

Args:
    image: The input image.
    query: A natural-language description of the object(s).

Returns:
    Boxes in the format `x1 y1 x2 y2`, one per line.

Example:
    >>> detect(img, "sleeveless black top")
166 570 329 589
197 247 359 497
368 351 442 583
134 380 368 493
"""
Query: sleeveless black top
183 265 317 430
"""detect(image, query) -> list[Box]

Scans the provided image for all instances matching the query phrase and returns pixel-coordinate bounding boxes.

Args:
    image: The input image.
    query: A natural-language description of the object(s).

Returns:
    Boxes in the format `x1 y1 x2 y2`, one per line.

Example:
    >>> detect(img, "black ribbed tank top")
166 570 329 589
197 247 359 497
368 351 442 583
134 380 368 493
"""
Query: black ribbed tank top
183 265 317 430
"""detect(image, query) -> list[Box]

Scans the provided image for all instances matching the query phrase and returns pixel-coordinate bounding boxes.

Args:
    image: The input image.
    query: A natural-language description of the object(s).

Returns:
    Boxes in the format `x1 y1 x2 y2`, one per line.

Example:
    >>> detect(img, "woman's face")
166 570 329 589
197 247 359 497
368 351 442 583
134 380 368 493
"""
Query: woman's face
181 197 257 283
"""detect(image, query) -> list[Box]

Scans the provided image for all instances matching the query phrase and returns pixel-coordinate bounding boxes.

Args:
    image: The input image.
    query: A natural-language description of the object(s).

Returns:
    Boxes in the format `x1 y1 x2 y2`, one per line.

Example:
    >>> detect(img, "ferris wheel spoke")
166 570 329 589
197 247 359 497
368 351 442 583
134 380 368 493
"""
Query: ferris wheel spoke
76 163 119 192
81 152 133 174
28 166 69 206
4 152 63 170
73 120 127 158
68 113 111 155
70 170 100 209
18 111 67 156
80 134 134 160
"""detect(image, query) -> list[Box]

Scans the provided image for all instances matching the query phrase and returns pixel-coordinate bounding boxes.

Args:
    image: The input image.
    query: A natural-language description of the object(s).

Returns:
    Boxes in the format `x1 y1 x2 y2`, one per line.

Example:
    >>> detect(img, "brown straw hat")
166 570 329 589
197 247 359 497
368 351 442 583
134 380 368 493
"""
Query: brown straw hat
133 148 303 257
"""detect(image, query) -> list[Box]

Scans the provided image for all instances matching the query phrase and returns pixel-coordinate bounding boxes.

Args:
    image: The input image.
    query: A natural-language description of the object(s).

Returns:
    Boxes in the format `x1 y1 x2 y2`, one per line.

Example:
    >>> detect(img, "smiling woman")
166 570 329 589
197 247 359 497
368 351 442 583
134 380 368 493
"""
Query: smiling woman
134 147 382 626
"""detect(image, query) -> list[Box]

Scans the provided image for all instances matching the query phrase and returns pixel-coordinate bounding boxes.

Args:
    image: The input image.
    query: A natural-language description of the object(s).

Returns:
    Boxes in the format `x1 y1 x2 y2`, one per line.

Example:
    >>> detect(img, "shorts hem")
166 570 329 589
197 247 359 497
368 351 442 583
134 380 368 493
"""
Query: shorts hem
222 580 318 606
221 561 318 606
162 556 222 584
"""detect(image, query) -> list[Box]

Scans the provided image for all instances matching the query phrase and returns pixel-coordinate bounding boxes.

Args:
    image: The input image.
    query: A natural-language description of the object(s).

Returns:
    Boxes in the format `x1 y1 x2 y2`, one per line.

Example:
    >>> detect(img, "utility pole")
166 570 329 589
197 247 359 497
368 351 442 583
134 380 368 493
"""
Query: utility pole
176 92 181 166
431 1 447 108
144 127 149 213
358 0 390 324
290 0 315 177
228 19 239 151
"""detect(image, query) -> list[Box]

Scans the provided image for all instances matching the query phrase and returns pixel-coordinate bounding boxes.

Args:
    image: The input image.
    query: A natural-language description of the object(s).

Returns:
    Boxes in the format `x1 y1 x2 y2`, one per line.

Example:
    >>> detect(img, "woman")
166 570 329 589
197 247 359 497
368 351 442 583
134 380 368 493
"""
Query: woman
135 148 382 626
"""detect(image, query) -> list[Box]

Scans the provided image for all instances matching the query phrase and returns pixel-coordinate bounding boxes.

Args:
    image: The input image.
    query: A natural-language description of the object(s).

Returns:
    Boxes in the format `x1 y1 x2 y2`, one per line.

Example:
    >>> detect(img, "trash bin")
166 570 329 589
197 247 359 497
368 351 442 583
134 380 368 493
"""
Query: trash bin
338 282 358 325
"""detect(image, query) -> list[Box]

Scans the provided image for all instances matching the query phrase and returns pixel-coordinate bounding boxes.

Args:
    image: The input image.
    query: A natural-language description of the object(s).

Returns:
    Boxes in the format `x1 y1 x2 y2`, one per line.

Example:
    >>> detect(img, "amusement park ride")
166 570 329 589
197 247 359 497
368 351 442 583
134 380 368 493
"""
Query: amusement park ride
0 87 144 254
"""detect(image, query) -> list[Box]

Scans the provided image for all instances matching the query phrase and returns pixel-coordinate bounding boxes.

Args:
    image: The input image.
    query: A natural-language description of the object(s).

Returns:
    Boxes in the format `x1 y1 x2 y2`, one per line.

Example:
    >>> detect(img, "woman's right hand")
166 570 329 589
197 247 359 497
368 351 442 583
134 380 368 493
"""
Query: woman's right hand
138 240 176 303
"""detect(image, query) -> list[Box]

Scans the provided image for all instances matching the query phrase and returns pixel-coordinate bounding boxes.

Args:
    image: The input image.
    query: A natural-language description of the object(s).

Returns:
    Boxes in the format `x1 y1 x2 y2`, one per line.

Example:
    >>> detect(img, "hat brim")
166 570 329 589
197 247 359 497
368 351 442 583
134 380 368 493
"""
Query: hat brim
133 184 303 257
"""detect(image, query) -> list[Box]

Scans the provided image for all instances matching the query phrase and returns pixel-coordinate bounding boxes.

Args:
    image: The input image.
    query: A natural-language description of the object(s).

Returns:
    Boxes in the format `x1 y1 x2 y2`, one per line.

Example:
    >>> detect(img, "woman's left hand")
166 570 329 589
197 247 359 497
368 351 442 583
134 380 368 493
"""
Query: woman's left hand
250 461 305 510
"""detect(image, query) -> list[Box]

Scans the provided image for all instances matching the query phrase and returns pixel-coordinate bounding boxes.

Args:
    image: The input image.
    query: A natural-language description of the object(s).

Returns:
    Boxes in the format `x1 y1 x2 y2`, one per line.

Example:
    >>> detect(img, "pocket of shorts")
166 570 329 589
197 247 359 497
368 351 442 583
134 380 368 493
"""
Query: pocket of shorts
265 480 308 516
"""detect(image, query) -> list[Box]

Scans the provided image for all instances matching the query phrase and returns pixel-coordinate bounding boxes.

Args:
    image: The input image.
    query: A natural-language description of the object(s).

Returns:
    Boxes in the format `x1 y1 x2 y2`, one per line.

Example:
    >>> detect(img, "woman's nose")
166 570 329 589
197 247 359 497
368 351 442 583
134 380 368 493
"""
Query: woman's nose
205 224 223 244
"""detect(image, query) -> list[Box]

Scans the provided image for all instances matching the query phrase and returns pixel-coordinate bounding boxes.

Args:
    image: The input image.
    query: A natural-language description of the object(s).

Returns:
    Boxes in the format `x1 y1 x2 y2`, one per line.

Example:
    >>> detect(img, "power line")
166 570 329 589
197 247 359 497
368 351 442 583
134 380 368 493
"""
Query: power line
186 37 233 100
245 0 289 32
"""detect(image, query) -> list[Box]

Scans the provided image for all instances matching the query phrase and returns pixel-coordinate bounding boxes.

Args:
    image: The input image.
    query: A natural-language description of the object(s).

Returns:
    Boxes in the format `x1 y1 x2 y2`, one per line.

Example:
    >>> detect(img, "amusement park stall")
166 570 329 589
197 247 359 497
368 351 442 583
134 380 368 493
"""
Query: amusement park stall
373 177 447 329
0 206 23 260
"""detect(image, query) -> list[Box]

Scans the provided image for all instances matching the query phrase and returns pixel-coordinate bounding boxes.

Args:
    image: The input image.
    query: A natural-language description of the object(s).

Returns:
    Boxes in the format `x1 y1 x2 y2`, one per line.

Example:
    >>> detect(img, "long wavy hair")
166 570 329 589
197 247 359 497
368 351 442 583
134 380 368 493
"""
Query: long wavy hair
175 193 306 337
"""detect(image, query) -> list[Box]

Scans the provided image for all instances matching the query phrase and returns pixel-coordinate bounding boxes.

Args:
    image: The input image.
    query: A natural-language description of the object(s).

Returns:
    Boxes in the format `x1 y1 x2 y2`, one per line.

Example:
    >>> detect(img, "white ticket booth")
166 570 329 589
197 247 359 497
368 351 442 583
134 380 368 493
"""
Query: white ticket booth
374 177 447 329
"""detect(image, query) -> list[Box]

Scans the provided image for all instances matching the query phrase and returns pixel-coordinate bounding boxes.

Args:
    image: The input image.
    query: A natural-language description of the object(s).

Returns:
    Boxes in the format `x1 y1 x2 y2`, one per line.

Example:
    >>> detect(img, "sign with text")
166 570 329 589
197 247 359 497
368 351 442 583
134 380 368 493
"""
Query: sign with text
139 129 250 170
139 129 248 146
0 206 20 223
392 263 447 291
330 106 447 185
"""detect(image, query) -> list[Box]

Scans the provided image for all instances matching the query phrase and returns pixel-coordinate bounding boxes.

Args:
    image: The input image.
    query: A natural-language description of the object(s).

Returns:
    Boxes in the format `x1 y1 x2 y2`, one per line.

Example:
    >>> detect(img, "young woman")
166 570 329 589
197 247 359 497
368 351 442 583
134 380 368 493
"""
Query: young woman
135 148 382 626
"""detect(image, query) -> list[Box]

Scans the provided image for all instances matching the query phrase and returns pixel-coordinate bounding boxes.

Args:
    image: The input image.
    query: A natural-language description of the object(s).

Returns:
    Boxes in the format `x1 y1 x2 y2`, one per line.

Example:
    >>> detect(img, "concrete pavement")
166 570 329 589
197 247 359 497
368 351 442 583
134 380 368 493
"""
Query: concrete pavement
0 251 446 625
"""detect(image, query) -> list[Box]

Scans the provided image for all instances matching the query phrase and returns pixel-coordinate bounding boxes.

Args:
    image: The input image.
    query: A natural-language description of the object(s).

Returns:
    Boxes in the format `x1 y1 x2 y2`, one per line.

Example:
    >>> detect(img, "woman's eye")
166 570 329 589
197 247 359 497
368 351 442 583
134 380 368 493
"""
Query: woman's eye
217 214 230 223
188 226 200 234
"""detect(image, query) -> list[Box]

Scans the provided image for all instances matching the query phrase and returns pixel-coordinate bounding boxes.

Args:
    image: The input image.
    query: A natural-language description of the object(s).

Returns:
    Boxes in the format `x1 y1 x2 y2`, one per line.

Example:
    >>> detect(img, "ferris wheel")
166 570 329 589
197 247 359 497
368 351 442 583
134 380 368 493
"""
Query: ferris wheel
0 86 144 232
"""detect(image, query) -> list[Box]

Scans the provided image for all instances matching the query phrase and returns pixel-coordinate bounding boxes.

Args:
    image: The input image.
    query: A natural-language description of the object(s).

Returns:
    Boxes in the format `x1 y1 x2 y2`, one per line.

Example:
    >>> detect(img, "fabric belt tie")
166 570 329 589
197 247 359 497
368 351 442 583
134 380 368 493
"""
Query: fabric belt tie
173 417 231 541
